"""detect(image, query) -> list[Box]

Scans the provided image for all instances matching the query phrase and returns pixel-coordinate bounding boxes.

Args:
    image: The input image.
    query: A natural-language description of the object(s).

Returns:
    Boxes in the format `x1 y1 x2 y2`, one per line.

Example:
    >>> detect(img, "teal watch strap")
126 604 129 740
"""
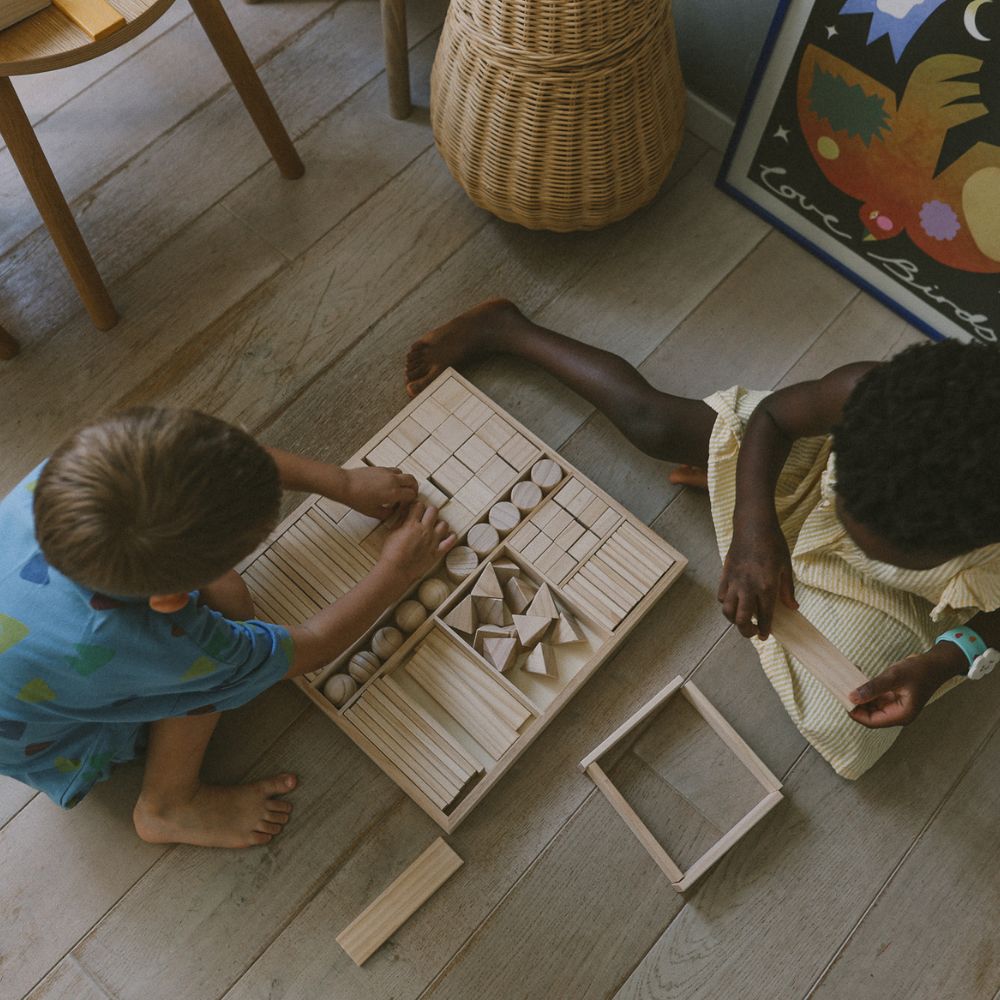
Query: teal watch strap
934 627 988 667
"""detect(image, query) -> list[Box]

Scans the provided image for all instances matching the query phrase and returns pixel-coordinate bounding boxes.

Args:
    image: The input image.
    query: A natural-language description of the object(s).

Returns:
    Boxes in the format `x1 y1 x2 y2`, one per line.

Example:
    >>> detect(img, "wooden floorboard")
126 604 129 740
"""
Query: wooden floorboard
0 0 985 995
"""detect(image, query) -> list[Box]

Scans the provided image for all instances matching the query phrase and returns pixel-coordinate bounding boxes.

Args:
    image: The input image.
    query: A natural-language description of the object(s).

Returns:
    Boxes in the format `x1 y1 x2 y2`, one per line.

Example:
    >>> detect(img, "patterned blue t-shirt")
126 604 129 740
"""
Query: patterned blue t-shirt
0 464 293 807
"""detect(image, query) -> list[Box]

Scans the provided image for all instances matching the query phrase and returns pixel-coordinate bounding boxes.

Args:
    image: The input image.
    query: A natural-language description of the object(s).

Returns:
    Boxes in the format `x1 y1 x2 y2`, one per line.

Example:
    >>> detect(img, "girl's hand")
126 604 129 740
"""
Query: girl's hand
377 502 456 584
848 644 966 728
340 466 418 519
718 517 798 639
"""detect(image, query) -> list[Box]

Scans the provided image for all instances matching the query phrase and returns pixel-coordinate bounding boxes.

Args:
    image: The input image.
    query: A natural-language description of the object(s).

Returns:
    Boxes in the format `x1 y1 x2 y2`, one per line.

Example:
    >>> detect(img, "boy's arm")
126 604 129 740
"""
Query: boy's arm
283 503 455 678
849 605 1000 728
720 361 878 639
266 447 417 519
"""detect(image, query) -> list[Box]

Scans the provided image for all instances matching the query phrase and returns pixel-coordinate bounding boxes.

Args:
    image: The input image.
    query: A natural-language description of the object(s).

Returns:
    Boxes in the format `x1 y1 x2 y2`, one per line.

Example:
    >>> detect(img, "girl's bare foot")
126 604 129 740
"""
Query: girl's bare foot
668 464 708 490
405 298 528 397
133 773 296 848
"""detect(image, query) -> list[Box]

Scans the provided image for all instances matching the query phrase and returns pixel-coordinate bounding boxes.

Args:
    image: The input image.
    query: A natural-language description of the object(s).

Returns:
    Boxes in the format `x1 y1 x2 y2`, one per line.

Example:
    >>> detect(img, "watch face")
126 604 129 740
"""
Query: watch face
970 649 1000 681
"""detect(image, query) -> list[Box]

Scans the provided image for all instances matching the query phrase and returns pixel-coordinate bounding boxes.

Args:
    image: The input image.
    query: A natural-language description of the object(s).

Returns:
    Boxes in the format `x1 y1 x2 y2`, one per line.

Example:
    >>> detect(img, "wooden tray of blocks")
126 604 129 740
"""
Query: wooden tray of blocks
238 369 687 832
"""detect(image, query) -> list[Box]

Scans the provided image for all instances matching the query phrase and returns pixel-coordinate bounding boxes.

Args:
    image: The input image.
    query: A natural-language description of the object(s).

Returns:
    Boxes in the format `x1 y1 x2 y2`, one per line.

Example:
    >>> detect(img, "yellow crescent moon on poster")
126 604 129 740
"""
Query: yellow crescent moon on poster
965 0 993 41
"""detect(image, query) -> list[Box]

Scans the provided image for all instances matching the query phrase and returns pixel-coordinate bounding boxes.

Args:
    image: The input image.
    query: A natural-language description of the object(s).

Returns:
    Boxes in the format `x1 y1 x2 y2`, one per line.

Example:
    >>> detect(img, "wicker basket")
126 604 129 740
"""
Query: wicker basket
430 0 686 232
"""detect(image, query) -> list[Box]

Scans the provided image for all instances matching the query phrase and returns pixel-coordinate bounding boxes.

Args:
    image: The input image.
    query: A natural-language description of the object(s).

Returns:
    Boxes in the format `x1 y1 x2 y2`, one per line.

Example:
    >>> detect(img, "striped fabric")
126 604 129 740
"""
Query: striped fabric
704 387 1000 779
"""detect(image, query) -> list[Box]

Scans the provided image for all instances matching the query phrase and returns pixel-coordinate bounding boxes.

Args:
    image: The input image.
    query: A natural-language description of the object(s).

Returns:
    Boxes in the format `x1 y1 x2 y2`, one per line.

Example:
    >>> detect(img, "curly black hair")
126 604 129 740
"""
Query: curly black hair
833 340 1000 554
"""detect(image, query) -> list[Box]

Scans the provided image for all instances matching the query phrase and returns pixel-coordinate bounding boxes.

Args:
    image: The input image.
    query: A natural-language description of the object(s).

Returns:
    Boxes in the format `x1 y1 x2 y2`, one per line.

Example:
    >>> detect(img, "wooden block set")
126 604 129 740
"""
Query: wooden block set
238 369 686 831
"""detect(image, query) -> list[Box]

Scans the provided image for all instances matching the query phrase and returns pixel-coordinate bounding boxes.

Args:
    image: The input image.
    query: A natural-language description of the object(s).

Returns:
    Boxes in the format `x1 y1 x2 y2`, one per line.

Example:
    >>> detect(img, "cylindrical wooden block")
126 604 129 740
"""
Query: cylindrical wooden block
530 458 562 490
510 480 542 512
348 651 381 685
418 577 450 610
446 545 479 581
467 522 500 557
489 500 520 536
372 626 405 660
322 673 357 707
395 599 428 634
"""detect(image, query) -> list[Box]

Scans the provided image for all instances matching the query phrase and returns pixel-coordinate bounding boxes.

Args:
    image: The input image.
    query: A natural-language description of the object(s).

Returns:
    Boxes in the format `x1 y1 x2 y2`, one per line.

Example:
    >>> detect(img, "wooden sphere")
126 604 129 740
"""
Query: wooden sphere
510 480 542 512
348 650 380 684
371 626 404 660
531 458 562 490
446 545 479 581
322 673 357 707
395 599 428 634
418 577 450 611
467 521 500 556
488 500 520 536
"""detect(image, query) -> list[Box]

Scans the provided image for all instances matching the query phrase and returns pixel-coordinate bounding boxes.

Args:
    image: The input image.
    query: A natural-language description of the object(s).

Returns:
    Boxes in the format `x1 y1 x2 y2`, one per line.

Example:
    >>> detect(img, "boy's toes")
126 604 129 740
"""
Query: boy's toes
267 808 291 825
406 369 439 398
257 773 296 797
267 797 293 814
256 820 284 836
249 831 274 847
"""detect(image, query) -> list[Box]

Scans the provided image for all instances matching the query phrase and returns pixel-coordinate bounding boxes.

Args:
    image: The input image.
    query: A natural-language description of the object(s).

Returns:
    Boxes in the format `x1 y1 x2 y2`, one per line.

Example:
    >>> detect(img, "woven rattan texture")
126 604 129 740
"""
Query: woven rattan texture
430 0 685 232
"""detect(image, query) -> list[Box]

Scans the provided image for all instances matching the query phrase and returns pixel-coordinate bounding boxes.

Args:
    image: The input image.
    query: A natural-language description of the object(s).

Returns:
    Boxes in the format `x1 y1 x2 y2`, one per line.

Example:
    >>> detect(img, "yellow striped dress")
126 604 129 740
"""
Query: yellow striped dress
705 386 1000 779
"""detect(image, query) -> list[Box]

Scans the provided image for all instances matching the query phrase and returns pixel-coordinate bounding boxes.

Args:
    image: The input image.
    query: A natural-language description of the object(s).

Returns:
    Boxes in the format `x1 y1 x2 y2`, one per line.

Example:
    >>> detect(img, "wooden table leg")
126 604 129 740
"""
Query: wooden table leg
187 0 304 179
0 78 118 331
0 323 20 359
381 0 411 120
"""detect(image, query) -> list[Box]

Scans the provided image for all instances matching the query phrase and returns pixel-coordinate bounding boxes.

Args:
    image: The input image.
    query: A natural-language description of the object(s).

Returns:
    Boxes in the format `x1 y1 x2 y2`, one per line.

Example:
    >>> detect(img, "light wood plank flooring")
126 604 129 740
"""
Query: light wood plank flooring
1 2 997 997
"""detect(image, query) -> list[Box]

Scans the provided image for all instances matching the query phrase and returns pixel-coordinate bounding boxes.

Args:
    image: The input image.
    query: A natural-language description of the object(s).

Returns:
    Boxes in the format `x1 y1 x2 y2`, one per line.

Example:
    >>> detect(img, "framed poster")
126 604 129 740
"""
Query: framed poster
719 0 1000 344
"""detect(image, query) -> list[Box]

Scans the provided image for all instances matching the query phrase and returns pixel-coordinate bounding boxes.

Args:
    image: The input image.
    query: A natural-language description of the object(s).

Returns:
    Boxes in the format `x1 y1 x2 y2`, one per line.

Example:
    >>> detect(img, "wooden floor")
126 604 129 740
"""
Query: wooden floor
1 1 998 997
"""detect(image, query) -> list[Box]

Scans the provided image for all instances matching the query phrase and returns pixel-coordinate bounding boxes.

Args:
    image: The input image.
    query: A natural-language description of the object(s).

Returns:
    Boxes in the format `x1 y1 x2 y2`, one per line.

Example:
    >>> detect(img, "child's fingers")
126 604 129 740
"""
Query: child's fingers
408 500 427 523
850 669 898 705
437 532 457 552
433 520 450 536
420 503 439 527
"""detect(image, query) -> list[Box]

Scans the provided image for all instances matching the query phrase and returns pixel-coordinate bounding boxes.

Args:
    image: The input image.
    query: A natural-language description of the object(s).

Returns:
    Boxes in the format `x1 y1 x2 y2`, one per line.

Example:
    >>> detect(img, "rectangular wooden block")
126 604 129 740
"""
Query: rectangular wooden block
433 414 475 451
498 432 538 469
453 394 492 430
412 436 451 474
52 0 125 40
455 434 495 473
578 496 609 529
477 414 515 449
439 500 477 534
453 476 495 514
366 438 409 469
411 397 449 432
541 507 574 539
521 531 553 562
432 455 474 495
593 507 622 537
569 530 600 560
336 838 463 966
431 376 471 412
388 416 429 453
553 478 584 508
479 454 518 492
508 522 539 553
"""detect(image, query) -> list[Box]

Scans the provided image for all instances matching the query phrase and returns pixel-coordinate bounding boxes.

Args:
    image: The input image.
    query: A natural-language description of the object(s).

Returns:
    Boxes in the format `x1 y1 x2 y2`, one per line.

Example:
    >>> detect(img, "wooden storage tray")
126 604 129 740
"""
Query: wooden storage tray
238 369 686 831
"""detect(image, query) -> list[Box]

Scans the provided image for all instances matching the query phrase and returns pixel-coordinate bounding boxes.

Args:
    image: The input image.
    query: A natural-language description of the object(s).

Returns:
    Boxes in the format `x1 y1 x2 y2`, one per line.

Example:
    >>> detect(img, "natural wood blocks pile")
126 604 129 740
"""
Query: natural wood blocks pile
239 369 686 831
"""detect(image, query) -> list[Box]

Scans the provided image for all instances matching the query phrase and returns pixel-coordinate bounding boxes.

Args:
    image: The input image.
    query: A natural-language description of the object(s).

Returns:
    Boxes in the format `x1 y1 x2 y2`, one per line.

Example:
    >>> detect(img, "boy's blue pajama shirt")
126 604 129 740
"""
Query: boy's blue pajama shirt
0 466 293 808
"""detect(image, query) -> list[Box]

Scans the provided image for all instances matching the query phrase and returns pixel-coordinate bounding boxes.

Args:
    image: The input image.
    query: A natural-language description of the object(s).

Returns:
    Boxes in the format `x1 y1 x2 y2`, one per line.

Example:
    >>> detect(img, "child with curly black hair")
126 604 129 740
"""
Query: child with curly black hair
404 299 1000 778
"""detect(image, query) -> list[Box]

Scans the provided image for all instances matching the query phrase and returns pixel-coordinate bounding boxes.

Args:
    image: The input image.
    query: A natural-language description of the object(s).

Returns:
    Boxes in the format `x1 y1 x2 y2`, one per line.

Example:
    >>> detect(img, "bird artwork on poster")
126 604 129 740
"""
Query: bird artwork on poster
720 0 1000 345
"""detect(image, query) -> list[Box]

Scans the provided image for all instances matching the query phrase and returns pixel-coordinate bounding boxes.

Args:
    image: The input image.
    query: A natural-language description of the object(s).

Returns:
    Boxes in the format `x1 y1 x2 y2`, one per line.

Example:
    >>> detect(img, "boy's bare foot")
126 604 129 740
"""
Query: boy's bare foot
133 773 296 848
405 298 527 397
668 464 708 490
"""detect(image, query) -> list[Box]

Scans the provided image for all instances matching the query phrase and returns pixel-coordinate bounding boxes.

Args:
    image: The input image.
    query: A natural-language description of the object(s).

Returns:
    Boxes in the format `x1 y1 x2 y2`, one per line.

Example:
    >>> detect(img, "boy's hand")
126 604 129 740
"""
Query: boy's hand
340 466 418 519
718 517 798 639
848 643 966 728
378 501 456 583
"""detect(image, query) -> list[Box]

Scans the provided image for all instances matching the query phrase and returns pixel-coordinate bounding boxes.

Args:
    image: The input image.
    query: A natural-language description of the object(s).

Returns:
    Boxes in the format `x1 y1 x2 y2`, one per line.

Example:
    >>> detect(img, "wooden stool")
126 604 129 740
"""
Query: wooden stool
0 0 303 358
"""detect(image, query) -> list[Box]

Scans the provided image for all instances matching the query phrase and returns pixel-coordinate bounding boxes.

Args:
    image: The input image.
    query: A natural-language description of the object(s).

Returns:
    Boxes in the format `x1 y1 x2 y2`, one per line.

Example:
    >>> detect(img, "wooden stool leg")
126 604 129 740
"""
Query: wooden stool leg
0 323 20 359
0 78 118 331
381 0 412 119
187 0 304 179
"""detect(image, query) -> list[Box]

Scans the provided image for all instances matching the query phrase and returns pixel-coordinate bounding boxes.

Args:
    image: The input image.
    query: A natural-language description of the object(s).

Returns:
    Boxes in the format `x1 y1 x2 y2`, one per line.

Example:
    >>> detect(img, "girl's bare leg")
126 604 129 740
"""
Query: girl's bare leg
405 299 715 471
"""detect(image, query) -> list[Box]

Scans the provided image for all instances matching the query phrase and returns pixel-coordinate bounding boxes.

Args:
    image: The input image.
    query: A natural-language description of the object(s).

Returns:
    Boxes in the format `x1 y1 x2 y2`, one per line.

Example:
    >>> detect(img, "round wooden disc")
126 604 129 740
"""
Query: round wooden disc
530 458 562 490
322 673 357 707
445 545 479 581
371 626 404 659
417 577 450 610
467 521 500 556
488 500 521 536
510 480 543 512
395 599 428 634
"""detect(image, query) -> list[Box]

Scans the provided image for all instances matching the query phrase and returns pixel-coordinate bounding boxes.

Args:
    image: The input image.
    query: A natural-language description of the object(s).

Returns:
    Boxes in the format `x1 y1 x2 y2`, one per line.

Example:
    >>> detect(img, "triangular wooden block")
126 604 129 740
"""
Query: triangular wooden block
550 612 584 645
505 577 534 614
472 563 503 599
513 614 551 648
444 595 476 635
524 643 557 677
474 625 516 653
527 583 558 620
493 560 521 585
483 636 519 673
474 595 505 626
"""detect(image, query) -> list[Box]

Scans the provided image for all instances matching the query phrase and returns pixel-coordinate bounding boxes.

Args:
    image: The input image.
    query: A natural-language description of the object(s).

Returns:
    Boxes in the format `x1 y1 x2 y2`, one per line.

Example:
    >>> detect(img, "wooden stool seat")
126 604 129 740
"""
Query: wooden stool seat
0 0 303 357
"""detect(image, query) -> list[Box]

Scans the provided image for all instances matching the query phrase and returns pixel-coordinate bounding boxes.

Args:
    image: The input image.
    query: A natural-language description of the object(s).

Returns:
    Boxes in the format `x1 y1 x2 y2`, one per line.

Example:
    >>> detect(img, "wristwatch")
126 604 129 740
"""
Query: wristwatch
935 627 1000 681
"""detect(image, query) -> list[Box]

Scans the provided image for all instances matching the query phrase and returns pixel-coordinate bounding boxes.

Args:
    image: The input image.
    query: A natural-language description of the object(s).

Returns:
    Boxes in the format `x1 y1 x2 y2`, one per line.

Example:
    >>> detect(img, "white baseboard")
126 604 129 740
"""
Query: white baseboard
684 90 735 154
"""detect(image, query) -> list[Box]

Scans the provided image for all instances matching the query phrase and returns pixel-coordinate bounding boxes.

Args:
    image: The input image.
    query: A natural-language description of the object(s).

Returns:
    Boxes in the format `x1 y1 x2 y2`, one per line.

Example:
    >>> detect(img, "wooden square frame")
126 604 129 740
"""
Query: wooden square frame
579 677 783 892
